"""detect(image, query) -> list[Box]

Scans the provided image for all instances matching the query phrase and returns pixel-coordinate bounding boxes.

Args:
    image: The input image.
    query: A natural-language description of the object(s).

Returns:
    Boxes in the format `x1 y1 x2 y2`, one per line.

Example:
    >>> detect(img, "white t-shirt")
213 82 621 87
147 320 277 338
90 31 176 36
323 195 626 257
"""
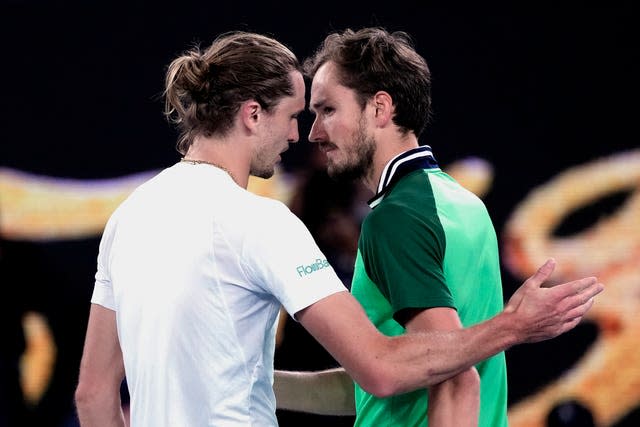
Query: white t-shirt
91 162 347 426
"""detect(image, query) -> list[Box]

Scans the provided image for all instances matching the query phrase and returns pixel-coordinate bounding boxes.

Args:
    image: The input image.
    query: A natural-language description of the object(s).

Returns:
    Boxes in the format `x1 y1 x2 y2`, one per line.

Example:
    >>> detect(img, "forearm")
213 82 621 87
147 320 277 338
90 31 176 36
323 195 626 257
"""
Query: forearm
75 390 126 427
273 367 355 415
298 267 602 398
427 367 480 427
382 311 519 392
380 263 603 393
75 304 127 427
297 292 520 398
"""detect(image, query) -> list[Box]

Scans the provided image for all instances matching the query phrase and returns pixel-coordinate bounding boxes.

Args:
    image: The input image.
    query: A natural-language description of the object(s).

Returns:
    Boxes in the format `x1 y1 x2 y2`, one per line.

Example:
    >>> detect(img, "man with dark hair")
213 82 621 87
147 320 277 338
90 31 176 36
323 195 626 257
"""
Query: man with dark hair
275 27 595 426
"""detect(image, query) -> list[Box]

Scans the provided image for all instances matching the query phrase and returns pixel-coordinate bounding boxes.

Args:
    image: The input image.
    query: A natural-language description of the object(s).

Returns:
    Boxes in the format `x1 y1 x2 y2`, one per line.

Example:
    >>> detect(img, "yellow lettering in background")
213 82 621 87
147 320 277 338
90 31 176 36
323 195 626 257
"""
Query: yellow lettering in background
501 149 640 426
20 312 56 405
0 167 293 241
0 168 158 241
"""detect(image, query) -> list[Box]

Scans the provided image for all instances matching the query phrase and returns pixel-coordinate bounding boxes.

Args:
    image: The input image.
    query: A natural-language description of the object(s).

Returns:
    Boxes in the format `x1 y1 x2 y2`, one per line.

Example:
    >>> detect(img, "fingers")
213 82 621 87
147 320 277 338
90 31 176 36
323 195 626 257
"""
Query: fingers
559 316 583 335
552 277 603 302
555 281 602 332
563 297 595 322
573 277 602 295
582 281 605 299
559 296 596 332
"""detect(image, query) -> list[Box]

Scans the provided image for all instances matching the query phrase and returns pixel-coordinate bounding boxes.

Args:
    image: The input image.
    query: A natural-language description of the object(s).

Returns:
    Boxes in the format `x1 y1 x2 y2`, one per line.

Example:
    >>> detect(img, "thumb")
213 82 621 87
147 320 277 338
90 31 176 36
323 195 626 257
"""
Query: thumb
505 258 556 312
526 258 556 289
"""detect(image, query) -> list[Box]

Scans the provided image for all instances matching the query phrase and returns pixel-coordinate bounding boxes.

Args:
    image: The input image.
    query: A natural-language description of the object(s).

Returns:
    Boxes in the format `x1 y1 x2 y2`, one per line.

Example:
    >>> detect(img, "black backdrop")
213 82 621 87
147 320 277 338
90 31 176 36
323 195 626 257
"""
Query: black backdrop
1 3 638 426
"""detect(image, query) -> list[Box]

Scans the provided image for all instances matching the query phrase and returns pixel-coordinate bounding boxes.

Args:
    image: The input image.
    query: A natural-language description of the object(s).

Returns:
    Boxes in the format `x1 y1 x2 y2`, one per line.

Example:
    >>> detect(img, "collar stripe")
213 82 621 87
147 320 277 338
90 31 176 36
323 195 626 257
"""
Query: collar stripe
381 150 433 191
369 146 439 209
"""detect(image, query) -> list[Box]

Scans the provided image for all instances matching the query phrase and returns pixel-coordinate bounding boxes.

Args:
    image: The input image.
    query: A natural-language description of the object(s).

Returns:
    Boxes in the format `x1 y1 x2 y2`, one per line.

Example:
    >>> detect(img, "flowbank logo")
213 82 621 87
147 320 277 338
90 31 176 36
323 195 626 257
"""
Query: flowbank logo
296 259 330 276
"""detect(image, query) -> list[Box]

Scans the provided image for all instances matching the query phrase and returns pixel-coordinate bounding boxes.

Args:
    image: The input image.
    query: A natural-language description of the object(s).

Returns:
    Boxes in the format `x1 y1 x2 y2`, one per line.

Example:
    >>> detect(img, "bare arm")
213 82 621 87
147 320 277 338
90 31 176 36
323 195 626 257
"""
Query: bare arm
404 307 479 427
427 367 480 427
296 258 603 398
75 304 126 427
274 367 355 415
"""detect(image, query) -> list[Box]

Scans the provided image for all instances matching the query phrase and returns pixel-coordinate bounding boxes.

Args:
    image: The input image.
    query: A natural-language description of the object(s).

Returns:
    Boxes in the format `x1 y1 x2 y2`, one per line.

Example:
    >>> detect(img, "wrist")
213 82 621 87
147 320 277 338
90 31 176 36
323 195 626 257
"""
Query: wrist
491 310 523 349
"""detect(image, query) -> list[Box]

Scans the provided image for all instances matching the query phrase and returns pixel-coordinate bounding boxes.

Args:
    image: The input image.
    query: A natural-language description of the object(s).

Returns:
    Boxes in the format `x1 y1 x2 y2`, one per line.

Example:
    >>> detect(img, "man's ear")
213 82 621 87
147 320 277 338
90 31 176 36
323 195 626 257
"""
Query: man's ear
372 91 394 126
241 100 262 132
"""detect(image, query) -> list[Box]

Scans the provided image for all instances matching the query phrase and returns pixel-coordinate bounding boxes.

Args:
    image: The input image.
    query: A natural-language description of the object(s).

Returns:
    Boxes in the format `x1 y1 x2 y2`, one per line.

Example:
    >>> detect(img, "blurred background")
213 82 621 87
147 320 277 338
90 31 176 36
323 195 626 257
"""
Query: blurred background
1 2 638 426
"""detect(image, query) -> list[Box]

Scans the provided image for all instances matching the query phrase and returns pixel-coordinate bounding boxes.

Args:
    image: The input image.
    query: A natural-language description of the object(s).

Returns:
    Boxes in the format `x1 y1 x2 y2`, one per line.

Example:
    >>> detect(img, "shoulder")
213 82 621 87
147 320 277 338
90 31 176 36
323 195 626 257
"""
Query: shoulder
362 189 432 233
229 191 312 244
360 200 416 246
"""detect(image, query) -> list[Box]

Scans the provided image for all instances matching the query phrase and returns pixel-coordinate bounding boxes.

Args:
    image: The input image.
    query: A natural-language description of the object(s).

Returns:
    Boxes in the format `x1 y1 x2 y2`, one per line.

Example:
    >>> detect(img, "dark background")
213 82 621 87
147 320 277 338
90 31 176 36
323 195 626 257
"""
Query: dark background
0 2 638 426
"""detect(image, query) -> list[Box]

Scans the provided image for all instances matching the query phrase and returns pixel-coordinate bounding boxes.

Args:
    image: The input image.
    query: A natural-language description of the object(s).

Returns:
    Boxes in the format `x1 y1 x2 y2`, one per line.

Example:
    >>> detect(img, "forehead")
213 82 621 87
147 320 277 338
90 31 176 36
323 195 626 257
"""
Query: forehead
270 71 306 115
310 62 358 109
283 71 306 111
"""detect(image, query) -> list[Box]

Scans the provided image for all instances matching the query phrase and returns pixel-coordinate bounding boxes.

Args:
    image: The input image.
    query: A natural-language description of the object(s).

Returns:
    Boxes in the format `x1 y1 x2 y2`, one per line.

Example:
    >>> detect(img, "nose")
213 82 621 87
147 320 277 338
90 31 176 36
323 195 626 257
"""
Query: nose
308 118 325 143
288 122 300 144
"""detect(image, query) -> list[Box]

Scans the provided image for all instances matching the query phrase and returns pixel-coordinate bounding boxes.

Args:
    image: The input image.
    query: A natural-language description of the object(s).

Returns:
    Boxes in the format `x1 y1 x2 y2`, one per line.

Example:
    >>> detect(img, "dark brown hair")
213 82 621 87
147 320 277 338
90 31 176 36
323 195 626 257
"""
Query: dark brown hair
304 27 432 137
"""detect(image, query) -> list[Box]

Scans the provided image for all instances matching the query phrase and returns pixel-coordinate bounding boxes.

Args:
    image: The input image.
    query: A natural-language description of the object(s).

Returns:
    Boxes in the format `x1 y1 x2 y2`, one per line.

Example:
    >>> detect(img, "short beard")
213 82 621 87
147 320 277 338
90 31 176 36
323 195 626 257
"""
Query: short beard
250 167 275 180
250 147 276 179
327 116 375 182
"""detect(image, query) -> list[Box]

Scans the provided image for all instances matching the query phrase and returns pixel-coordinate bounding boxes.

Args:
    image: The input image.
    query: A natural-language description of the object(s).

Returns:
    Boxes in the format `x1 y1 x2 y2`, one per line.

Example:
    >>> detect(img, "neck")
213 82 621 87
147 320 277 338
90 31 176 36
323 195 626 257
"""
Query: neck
365 135 420 194
360 168 378 195
180 157 239 184
183 137 250 188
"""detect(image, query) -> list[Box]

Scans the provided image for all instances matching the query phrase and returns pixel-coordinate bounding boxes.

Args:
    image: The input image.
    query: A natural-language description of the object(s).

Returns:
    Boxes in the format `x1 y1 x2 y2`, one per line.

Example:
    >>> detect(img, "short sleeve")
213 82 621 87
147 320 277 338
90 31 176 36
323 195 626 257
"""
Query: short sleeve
359 202 455 319
90 214 117 311
240 200 347 318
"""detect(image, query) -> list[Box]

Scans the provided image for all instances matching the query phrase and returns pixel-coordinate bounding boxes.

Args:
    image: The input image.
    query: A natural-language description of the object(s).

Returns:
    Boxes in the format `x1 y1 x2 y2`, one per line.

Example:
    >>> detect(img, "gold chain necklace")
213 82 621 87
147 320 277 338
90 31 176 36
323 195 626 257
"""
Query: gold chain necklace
180 157 235 182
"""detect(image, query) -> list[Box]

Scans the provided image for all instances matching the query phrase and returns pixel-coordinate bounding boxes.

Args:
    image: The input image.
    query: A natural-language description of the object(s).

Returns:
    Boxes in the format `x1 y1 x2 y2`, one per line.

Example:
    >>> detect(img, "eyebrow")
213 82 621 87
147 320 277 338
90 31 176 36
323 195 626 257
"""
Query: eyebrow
309 99 326 113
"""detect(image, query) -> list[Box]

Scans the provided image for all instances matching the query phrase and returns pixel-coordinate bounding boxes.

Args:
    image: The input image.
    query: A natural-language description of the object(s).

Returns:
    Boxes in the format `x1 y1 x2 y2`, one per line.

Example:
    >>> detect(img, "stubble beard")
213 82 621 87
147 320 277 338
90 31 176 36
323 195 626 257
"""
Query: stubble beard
326 116 375 183
250 165 275 179
250 141 279 179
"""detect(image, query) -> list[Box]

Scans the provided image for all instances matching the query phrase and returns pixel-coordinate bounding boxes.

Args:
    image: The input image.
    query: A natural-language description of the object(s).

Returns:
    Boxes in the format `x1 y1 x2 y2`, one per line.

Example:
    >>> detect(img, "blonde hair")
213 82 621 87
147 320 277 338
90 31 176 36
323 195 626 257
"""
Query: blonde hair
164 31 301 154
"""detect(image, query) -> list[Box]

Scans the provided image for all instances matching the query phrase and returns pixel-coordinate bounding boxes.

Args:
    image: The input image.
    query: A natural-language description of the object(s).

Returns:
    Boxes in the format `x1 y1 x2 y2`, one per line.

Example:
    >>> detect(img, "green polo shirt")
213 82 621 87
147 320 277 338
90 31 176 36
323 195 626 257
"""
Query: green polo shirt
351 147 507 427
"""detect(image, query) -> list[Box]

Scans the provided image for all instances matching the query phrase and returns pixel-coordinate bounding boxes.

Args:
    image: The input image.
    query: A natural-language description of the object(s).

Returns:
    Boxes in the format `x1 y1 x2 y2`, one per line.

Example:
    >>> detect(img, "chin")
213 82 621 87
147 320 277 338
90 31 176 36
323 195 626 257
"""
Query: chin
252 169 275 180
328 164 365 182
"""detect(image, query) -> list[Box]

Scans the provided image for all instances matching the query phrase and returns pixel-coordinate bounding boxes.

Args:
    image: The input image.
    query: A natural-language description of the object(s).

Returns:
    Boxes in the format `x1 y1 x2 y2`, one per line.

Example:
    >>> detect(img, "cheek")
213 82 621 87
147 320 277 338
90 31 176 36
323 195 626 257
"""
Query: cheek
326 118 351 140
278 119 294 138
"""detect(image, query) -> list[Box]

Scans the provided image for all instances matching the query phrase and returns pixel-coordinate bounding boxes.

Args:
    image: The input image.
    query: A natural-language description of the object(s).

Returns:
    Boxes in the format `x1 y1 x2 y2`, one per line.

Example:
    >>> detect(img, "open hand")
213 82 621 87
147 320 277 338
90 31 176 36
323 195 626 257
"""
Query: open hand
504 258 604 343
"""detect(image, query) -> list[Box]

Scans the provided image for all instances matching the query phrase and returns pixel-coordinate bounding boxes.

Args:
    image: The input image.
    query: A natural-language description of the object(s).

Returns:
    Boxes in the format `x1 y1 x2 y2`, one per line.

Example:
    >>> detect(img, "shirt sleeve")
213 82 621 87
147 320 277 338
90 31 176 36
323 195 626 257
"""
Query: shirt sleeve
359 202 455 321
240 200 348 319
90 213 118 311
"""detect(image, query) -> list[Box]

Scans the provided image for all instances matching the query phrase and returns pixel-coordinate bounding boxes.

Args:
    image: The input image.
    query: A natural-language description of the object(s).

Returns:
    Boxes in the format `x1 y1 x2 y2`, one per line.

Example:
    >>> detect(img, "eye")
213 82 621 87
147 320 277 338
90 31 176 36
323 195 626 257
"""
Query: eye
322 106 334 115
292 109 306 120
